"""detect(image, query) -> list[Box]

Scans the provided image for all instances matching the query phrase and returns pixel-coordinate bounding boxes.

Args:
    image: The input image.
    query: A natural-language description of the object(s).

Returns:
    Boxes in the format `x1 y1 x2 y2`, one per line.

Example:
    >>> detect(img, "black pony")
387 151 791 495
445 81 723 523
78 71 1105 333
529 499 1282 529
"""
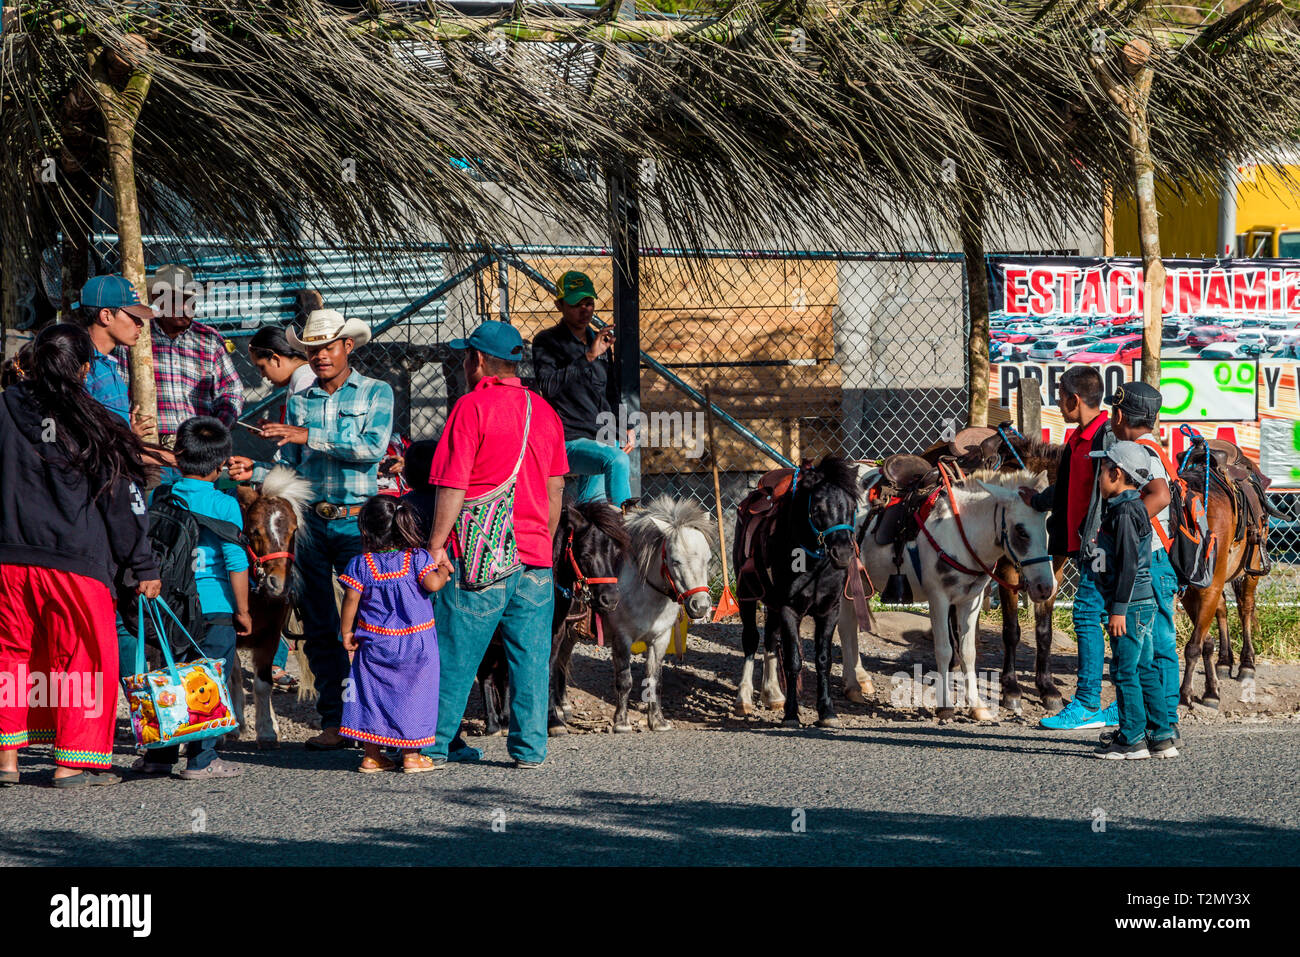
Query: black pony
477 500 630 735
735 456 861 727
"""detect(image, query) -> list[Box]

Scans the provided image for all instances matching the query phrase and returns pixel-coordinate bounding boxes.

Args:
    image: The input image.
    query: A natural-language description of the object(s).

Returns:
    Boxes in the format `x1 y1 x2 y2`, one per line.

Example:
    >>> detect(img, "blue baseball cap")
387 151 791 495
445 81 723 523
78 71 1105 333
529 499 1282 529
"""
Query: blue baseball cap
448 320 525 361
76 275 155 321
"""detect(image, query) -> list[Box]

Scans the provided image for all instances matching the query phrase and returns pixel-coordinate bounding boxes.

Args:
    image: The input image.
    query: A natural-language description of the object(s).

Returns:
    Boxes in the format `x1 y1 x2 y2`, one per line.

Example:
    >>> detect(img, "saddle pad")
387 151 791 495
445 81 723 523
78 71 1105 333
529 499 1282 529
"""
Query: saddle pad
950 426 997 458
881 454 933 487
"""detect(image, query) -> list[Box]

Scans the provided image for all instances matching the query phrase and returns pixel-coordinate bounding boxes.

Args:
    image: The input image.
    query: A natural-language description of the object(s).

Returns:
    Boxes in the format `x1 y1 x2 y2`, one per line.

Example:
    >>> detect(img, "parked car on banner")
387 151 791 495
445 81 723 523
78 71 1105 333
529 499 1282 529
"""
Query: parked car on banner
1234 330 1277 353
1200 343 1261 359
1027 335 1101 361
995 330 1038 345
1162 324 1190 345
1186 325 1236 349
1069 334 1143 364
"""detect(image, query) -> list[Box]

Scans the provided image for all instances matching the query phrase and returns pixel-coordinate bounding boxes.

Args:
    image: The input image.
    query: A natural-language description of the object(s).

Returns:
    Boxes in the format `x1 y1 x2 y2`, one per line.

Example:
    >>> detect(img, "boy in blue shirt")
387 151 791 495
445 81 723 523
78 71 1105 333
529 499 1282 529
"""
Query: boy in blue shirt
1089 441 1177 760
133 417 251 780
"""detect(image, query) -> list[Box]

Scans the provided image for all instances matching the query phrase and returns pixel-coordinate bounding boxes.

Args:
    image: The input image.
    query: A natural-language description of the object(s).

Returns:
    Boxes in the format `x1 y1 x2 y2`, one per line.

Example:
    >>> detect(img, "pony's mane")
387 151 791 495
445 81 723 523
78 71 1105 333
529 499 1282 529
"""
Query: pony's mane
1011 434 1063 465
572 499 631 553
963 467 1041 492
260 465 312 524
812 455 863 502
626 495 713 579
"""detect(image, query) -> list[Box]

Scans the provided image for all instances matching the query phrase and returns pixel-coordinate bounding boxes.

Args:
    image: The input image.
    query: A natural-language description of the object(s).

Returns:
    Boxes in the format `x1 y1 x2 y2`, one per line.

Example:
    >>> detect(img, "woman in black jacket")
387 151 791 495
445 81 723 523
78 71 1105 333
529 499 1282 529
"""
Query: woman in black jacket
0 324 161 787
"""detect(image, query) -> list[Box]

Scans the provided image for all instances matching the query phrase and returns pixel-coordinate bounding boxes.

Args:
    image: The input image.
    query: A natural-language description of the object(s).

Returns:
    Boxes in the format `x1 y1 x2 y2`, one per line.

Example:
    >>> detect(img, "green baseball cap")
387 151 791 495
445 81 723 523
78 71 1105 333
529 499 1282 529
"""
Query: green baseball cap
555 271 597 305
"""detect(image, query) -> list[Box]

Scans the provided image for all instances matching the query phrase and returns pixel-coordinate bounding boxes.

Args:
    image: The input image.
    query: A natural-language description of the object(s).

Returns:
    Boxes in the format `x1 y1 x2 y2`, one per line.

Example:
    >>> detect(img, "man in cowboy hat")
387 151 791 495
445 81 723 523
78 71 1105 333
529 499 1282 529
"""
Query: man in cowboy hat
228 309 393 750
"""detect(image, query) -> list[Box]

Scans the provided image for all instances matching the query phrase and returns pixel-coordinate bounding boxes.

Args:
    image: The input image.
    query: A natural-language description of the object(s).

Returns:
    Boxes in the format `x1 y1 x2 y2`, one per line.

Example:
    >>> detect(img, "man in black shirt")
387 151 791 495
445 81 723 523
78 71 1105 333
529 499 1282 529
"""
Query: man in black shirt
531 271 635 509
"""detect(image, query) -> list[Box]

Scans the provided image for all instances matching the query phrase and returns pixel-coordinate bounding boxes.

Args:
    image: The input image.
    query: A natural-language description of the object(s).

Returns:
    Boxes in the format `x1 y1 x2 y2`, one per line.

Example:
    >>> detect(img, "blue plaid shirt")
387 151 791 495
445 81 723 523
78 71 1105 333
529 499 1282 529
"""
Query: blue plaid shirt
254 370 394 506
85 348 130 423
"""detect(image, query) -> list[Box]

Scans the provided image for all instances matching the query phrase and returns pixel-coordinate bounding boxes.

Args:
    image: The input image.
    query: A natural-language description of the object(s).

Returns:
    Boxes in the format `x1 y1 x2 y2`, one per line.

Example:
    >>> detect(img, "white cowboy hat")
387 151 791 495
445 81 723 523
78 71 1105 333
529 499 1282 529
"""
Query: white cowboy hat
287 308 371 350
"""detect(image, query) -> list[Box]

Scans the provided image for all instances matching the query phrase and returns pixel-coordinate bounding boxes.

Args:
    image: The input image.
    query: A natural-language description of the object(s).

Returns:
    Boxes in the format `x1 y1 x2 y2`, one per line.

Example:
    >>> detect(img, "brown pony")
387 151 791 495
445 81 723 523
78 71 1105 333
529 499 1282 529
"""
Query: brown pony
1176 454 1272 707
233 465 312 747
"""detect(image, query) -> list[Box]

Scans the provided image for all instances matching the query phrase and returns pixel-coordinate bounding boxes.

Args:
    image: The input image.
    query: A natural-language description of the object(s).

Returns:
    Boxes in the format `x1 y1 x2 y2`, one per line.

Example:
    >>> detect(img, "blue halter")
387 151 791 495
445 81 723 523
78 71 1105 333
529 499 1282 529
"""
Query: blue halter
791 466 855 559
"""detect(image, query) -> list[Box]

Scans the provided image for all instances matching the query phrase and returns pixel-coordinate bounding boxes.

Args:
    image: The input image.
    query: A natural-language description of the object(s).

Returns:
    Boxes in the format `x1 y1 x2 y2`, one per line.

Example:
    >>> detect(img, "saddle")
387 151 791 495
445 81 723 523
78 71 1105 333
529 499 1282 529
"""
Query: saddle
735 467 797 601
1185 438 1273 575
920 427 1001 471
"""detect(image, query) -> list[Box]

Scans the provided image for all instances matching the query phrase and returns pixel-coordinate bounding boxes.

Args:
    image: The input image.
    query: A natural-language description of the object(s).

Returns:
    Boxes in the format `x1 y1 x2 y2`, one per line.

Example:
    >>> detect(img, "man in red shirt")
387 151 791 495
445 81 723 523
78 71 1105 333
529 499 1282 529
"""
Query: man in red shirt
1024 366 1117 731
425 321 567 768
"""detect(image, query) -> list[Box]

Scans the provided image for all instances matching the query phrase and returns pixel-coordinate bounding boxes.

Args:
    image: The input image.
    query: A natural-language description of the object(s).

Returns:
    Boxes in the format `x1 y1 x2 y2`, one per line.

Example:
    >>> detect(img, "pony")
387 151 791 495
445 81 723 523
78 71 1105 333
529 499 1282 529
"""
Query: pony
475 500 630 736
594 496 713 732
734 456 861 727
232 465 312 748
844 468 1056 719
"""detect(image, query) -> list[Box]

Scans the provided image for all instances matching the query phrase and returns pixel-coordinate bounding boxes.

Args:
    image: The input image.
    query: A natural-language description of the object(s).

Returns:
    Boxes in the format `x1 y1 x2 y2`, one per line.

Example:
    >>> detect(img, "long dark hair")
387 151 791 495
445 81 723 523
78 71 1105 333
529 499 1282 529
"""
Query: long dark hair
249 325 307 361
358 494 422 553
27 323 145 488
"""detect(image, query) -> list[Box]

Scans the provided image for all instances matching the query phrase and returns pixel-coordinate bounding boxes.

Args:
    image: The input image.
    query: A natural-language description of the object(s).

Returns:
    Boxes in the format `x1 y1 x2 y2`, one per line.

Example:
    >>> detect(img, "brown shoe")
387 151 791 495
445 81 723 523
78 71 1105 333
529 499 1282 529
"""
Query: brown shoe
304 729 347 751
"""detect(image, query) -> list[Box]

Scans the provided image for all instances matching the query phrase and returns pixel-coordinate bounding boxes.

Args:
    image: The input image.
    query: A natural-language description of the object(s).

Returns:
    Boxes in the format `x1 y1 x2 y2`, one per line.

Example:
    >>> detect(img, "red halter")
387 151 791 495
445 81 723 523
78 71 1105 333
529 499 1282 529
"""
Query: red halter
565 530 619 592
652 540 711 605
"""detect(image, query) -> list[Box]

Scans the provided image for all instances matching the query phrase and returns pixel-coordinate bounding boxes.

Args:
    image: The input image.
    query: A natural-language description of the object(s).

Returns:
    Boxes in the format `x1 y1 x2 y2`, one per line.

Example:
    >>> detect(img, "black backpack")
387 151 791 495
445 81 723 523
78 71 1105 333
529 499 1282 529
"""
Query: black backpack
1136 438 1216 591
119 484 244 657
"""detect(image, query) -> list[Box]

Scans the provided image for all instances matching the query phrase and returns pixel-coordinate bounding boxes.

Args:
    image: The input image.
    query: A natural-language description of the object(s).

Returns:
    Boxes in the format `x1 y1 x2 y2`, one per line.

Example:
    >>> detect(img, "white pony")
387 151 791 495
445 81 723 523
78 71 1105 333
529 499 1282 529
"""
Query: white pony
600 496 714 732
841 468 1055 719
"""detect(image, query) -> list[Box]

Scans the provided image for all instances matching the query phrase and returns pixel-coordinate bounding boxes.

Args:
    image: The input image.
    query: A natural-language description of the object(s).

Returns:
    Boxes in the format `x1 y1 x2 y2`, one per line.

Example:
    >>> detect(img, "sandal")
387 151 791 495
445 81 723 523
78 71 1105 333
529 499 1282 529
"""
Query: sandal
271 667 299 692
402 754 437 774
52 770 120 789
358 755 396 774
0 770 18 787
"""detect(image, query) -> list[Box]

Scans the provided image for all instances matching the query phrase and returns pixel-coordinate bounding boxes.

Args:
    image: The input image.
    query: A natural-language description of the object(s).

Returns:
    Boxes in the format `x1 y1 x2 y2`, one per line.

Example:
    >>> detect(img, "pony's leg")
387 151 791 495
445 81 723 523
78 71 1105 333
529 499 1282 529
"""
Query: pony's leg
760 609 786 711
1237 575 1259 679
778 605 803 726
1200 595 1229 705
1218 583 1239 678
954 597 993 721
929 595 955 720
252 637 279 749
838 594 874 702
549 622 580 734
229 653 247 738
997 576 1023 711
1034 558 1067 713
611 633 634 733
813 611 839 727
735 599 760 716
645 633 673 732
1179 584 1223 707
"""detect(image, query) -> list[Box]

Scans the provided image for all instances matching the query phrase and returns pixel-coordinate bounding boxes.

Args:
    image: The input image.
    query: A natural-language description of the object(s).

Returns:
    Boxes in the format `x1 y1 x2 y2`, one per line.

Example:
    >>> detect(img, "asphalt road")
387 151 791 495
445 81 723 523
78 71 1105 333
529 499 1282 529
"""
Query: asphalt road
2 722 1296 867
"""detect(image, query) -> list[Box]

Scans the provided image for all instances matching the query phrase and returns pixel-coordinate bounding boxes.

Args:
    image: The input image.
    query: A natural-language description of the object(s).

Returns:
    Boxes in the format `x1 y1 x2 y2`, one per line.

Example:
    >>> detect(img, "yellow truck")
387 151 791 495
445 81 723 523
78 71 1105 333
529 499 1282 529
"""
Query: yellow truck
1114 156 1300 260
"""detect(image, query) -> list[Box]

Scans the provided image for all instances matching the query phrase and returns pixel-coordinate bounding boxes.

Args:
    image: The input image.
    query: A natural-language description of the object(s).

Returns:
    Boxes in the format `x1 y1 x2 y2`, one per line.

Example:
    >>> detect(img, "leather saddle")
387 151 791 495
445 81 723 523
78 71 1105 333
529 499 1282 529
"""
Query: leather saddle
735 466 798 601
920 426 1001 471
868 454 944 548
1185 438 1273 574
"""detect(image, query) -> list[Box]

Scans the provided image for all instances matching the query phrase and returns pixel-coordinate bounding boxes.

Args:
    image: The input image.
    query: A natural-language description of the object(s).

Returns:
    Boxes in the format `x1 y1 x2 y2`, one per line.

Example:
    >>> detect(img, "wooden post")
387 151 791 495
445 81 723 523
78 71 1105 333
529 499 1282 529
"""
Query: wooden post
1016 376 1042 439
89 38 157 441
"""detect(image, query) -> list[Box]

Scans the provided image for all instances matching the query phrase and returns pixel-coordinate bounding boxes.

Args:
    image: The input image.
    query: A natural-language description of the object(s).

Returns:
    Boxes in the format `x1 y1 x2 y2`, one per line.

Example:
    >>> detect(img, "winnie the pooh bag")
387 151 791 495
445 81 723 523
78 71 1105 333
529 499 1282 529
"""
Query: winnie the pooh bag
450 393 532 589
121 596 238 750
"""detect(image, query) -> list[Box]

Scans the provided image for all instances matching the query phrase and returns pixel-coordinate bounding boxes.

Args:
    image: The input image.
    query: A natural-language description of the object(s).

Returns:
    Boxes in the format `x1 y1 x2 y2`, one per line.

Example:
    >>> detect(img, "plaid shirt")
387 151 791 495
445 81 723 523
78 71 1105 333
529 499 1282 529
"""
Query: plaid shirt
85 348 130 423
112 319 243 436
255 370 394 506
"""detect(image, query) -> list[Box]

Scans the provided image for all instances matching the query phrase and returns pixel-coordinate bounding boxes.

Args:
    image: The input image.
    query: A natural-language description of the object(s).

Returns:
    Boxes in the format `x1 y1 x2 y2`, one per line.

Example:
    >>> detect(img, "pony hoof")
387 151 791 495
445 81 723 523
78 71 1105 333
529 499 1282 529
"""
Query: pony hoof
781 718 802 728
1000 693 1022 712
1238 667 1256 681
649 721 674 732
257 738 279 751
1041 695 1064 715
972 707 995 722
761 696 786 711
843 687 867 704
1216 665 1232 679
816 716 841 729
613 722 634 734
1200 696 1220 711
936 707 956 722
563 707 574 721
734 700 753 716
547 723 569 737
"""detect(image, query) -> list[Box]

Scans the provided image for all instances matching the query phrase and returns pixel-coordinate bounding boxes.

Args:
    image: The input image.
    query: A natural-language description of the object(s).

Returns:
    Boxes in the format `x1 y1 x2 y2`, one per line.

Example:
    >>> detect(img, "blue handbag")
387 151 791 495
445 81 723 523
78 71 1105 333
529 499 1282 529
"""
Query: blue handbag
120 596 238 750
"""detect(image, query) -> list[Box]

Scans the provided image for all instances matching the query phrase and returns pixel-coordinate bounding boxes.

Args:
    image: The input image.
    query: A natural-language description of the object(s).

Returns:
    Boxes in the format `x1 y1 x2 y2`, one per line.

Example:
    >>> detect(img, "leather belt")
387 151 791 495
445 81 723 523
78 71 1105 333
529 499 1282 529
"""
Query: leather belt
312 502 363 520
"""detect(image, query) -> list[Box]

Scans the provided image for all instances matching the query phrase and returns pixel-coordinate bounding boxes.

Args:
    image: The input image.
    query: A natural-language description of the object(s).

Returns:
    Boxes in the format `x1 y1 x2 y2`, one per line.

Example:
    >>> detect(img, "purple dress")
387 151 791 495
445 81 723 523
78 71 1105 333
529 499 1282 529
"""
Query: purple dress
338 548 439 749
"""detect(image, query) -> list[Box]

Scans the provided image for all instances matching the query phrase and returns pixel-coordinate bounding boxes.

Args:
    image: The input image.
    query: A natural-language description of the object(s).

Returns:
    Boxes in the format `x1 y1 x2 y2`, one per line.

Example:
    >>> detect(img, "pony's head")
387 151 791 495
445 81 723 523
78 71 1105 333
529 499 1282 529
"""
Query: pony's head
555 499 630 615
972 469 1056 603
628 496 715 620
792 456 861 569
236 466 311 600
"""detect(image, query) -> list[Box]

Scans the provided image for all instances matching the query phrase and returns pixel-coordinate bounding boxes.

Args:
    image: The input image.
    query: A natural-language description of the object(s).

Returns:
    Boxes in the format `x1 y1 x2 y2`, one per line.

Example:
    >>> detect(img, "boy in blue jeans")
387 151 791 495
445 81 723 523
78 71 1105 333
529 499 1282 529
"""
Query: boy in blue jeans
1089 442 1177 760
132 417 252 780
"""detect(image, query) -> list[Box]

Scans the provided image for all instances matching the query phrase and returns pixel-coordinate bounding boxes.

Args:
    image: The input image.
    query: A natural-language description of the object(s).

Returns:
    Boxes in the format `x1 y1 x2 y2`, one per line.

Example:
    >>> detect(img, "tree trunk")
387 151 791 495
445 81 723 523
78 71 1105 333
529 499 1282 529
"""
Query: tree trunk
90 43 156 441
1128 105 1164 387
959 180 990 428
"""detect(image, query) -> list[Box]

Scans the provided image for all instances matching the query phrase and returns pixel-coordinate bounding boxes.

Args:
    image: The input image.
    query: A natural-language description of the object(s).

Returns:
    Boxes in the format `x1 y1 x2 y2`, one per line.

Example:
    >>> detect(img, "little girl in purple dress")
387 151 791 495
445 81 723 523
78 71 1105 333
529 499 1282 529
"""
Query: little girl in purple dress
338 495 452 773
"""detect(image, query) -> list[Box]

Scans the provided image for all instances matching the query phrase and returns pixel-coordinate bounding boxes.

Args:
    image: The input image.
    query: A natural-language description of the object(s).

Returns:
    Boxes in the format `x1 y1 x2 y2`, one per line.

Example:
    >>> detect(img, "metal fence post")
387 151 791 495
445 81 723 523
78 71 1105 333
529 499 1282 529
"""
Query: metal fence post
609 163 642 498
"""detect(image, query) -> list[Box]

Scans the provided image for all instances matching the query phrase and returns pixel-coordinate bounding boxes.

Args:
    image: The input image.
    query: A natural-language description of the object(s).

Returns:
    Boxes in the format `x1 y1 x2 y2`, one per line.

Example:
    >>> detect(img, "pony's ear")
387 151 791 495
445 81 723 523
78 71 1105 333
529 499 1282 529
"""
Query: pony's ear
564 502 585 530
235 485 259 509
975 479 1016 501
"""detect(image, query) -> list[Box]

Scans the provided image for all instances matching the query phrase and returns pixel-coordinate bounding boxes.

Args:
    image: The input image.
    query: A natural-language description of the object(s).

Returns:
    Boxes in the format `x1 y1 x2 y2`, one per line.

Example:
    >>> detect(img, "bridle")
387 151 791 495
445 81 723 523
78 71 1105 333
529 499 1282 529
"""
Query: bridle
559 528 619 601
914 464 1050 590
648 538 710 605
791 466 855 560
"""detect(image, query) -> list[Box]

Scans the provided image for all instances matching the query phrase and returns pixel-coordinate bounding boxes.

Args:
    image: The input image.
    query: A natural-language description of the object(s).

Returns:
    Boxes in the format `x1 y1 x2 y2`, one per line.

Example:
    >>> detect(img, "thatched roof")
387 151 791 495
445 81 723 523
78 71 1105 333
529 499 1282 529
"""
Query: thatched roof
3 0 1300 271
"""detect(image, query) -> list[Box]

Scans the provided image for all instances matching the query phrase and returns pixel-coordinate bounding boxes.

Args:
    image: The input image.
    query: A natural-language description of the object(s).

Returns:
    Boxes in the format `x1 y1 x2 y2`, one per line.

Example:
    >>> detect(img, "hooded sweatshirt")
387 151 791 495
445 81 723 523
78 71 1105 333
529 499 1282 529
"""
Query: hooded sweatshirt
0 382 158 588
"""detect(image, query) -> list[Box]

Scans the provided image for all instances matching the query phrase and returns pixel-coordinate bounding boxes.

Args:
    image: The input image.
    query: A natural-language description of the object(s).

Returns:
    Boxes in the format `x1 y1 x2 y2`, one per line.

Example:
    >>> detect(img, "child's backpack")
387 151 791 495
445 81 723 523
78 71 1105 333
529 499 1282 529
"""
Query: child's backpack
1135 437 1216 591
118 485 244 655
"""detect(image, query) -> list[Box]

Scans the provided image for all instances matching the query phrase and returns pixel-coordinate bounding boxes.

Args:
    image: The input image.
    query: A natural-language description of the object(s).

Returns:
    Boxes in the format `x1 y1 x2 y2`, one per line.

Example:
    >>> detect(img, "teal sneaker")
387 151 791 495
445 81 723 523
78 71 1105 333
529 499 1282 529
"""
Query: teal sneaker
1039 699 1107 730
1098 701 1119 727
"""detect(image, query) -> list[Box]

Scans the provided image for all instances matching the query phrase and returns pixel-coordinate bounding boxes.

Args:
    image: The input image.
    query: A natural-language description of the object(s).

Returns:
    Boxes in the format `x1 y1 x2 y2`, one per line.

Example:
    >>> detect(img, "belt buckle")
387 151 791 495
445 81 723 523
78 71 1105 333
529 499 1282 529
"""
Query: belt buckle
315 502 339 520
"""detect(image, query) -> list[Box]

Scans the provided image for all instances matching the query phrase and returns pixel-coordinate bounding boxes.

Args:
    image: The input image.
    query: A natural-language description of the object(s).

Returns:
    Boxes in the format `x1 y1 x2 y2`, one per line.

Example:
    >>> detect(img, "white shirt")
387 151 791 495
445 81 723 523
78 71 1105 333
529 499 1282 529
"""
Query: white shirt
289 362 316 395
1140 442 1172 550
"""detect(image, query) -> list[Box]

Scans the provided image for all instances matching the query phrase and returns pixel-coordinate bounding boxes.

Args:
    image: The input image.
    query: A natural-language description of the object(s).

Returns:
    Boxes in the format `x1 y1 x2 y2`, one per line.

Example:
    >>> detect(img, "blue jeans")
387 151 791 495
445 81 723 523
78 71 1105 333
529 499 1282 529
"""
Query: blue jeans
149 618 237 771
425 566 554 764
1072 558 1108 712
565 438 632 505
1109 599 1172 745
295 511 363 729
1149 547 1181 729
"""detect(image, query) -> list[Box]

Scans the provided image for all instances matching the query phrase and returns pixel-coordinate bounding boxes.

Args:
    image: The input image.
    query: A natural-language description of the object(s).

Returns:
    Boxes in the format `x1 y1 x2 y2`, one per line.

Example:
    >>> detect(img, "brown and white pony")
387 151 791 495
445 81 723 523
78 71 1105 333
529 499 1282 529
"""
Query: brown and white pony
233 466 312 748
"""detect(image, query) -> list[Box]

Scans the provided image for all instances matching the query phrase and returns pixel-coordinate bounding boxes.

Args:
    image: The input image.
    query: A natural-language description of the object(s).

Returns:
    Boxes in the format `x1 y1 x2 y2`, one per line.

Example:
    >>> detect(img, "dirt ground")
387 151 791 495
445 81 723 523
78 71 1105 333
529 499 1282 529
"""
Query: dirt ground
216 610 1300 748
